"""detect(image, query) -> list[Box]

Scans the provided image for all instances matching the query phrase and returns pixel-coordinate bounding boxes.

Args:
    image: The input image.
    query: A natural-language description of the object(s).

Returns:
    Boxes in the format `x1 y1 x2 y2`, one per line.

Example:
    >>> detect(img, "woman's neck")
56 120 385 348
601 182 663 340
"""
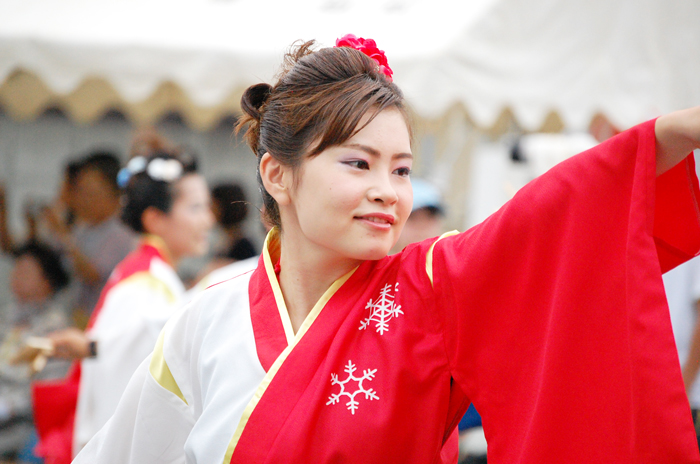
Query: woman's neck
143 234 178 267
277 230 359 334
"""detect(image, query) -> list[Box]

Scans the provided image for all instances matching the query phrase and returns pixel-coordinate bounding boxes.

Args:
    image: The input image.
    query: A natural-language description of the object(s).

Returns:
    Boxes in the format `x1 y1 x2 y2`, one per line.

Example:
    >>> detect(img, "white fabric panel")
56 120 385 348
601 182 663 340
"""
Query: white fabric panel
75 255 185 451
74 271 267 464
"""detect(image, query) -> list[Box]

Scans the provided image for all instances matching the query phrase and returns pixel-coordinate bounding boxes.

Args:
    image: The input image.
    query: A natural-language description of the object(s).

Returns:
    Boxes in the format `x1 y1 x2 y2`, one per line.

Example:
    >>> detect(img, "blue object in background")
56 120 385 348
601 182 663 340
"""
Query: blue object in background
17 428 43 464
459 404 483 431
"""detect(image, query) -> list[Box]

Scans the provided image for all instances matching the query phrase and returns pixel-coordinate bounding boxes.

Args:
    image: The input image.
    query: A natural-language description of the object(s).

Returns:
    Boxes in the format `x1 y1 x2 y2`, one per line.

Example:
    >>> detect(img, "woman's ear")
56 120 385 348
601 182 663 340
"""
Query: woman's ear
260 153 292 206
141 206 167 236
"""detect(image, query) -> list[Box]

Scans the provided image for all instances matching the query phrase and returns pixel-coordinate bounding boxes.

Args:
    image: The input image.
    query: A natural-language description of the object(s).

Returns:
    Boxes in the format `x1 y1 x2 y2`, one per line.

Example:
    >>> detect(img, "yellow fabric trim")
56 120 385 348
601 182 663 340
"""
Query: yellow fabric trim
142 234 175 266
262 229 295 346
222 265 357 464
117 271 177 304
426 230 459 286
149 329 188 405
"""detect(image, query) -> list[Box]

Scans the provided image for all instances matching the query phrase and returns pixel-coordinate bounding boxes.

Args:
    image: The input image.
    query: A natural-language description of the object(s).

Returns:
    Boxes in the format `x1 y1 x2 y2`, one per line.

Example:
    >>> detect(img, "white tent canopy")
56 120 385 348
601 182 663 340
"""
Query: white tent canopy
410 0 700 129
1 0 699 130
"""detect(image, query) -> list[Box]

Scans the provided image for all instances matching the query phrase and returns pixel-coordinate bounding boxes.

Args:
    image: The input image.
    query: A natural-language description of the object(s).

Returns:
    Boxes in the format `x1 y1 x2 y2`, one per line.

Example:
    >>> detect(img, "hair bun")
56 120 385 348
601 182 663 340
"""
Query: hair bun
241 83 273 120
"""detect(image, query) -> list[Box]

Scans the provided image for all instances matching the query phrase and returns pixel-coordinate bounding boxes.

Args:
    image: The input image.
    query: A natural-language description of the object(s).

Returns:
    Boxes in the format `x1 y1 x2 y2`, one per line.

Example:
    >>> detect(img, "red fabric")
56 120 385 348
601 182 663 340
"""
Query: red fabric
433 120 700 462
31 241 166 462
232 120 700 463
249 254 289 372
31 365 80 464
655 154 700 271
440 429 459 464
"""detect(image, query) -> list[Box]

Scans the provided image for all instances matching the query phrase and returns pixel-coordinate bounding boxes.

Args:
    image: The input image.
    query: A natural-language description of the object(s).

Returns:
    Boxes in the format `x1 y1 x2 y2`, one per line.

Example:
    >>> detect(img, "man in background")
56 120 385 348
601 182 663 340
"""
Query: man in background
45 152 136 325
391 178 445 255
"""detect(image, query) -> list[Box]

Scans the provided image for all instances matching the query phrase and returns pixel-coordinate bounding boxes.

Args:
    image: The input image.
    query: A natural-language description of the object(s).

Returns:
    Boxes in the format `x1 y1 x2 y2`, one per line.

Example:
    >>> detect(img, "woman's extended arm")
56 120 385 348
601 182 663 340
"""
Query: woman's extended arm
655 106 700 175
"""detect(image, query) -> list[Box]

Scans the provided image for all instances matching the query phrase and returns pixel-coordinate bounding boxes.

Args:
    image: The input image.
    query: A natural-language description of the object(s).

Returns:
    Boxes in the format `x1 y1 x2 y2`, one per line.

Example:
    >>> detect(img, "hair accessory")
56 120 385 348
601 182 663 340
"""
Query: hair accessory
147 158 183 181
117 156 183 188
335 34 393 82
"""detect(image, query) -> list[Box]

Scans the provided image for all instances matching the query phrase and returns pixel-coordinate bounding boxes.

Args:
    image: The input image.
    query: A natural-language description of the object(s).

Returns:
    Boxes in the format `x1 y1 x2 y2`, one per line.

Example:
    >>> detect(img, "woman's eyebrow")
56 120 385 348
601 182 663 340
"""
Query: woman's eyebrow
342 143 413 160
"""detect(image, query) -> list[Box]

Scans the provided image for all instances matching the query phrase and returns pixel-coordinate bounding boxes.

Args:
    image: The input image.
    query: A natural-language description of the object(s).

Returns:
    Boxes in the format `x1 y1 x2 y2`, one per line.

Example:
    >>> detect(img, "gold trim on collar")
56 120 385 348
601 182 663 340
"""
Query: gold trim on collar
221 259 357 464
115 271 176 304
142 234 175 266
262 228 296 346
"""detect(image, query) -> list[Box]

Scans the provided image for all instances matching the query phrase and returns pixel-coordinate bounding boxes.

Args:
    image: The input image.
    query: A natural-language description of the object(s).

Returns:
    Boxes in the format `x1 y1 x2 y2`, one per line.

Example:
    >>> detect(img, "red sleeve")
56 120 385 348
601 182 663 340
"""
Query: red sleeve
655 154 700 271
432 120 700 463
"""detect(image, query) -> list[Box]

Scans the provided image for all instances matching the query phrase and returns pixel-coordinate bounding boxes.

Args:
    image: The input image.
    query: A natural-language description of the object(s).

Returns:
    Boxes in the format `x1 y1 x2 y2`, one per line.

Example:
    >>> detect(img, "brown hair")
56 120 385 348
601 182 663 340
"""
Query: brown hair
236 40 411 229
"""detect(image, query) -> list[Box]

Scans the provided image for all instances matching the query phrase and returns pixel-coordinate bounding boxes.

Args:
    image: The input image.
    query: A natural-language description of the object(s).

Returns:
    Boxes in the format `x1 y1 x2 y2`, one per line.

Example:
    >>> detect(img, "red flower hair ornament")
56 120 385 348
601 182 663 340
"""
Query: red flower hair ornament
335 34 393 82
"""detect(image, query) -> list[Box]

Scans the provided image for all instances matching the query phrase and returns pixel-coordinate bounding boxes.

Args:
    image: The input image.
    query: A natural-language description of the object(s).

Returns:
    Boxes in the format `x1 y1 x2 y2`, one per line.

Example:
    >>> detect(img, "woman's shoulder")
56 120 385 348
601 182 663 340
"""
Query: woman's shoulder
175 269 256 330
196 270 253 304
160 270 257 365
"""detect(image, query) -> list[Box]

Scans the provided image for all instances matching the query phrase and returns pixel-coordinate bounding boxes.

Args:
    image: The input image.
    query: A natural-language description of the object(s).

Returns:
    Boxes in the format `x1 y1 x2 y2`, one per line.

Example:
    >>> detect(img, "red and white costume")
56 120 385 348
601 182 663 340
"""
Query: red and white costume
33 237 185 463
75 120 700 463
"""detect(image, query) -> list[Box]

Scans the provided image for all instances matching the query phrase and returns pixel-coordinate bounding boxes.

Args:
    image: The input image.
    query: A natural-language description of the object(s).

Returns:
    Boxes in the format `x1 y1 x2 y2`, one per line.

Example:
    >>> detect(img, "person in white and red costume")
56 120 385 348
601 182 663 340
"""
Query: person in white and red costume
33 151 214 463
75 35 700 464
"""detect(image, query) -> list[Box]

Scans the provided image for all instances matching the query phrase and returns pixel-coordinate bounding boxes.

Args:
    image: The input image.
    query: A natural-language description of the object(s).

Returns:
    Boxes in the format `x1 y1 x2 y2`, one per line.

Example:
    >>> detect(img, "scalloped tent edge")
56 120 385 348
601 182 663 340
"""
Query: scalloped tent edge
1 0 699 132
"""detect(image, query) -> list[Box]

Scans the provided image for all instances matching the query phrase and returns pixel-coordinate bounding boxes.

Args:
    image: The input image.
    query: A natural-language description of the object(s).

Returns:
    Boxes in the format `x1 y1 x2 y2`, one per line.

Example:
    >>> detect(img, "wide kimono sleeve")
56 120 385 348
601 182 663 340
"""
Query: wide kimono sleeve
430 120 700 463
74 275 180 450
73 304 197 464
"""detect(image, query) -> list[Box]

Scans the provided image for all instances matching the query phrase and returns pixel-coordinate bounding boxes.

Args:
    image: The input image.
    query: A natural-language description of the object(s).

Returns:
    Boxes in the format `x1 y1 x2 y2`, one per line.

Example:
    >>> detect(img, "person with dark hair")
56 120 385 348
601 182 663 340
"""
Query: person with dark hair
186 182 258 290
0 241 70 460
210 183 257 261
11 243 70 294
188 182 258 281
33 150 214 462
44 150 136 323
0 158 82 258
75 36 700 464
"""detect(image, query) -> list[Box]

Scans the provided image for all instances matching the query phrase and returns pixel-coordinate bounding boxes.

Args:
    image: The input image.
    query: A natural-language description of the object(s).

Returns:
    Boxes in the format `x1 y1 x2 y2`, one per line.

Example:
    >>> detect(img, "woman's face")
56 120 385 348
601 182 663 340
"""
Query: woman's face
156 174 215 262
282 107 413 263
11 254 52 304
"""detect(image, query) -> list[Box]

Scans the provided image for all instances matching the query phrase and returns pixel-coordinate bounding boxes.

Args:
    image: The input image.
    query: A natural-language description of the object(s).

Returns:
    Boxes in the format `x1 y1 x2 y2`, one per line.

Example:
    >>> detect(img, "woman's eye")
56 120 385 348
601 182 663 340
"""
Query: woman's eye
345 160 370 170
394 167 412 177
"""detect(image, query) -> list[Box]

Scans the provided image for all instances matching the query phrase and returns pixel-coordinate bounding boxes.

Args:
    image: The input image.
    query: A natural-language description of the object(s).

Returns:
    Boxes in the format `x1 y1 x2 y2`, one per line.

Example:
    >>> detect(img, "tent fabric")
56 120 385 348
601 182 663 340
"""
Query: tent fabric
0 0 699 130
0 0 490 129
404 0 700 129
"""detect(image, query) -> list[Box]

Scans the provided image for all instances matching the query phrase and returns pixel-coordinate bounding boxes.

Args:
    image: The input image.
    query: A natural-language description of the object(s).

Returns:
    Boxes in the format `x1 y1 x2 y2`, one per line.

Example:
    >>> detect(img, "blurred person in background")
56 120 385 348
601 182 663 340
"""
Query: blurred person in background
43 152 136 326
390 178 445 254
211 182 257 262
193 182 258 283
186 204 271 299
40 159 84 246
0 242 70 462
32 150 214 463
0 157 81 255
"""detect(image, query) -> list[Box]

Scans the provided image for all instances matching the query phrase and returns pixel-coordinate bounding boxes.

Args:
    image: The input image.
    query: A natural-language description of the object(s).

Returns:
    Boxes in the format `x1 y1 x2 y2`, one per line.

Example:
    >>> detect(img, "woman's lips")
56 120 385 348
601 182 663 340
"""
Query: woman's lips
355 213 395 230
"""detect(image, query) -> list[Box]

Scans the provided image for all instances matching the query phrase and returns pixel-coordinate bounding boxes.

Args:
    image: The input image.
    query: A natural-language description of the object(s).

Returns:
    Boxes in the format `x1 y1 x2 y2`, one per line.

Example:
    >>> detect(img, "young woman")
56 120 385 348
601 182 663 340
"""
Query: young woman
75 37 700 464
33 151 214 463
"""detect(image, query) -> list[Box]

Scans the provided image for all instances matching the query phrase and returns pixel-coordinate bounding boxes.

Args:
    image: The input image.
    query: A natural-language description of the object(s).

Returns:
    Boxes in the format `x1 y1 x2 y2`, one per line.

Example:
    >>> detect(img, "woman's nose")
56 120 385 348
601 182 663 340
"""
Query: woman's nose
369 174 399 204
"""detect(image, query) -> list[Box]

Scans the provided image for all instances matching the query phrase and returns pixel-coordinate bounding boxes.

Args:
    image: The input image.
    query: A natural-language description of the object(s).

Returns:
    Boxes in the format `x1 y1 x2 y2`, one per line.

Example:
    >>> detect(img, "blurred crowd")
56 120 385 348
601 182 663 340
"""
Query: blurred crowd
0 131 260 463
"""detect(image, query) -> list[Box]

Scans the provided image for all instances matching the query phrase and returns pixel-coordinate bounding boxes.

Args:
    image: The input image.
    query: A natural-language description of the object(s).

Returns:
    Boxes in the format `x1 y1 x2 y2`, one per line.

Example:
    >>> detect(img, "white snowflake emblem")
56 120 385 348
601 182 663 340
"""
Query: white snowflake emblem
326 360 379 415
359 282 403 335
